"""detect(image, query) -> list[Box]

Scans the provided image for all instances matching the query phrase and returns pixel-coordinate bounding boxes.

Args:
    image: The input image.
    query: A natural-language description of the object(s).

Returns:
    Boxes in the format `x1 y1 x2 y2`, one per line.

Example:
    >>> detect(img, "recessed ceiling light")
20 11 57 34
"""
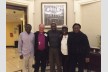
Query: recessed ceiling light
20 18 23 21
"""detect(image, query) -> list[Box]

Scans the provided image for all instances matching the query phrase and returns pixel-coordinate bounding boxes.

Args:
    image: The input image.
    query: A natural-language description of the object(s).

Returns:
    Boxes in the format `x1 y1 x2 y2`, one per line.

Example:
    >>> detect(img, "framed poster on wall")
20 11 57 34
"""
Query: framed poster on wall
41 2 67 28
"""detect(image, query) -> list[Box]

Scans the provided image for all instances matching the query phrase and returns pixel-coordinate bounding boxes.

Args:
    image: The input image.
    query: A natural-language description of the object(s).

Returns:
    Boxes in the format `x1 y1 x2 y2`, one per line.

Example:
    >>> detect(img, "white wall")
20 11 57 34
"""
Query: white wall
6 0 35 32
34 0 74 32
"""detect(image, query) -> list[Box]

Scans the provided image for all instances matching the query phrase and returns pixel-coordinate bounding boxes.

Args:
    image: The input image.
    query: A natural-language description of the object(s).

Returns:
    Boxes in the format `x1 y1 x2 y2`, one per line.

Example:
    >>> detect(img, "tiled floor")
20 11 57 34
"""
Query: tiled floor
7 48 95 72
6 48 23 72
6 48 50 72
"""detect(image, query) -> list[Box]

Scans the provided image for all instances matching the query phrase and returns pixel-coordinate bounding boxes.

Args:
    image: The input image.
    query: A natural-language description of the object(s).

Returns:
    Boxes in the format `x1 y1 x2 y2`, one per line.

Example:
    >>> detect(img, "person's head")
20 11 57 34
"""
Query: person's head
51 23 57 31
72 23 81 33
25 24 32 34
62 26 68 35
39 24 45 33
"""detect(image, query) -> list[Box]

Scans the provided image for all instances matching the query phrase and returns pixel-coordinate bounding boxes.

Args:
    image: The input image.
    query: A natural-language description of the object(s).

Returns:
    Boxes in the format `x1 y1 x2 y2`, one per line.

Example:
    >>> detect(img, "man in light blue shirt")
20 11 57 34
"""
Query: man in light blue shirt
18 24 35 72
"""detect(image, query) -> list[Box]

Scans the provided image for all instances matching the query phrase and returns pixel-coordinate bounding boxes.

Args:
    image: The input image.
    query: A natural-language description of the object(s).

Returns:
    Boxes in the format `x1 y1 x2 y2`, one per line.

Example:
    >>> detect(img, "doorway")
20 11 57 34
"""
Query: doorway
6 4 27 72
6 4 27 48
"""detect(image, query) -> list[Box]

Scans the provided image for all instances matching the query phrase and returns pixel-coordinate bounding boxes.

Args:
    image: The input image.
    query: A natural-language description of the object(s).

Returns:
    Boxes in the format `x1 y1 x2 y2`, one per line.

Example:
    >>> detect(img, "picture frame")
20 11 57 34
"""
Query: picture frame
41 2 67 28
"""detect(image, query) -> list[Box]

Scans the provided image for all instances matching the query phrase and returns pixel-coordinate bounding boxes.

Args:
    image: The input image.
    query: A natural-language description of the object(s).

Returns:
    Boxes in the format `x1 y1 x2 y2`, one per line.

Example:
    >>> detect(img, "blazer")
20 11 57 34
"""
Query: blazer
68 32 90 57
34 31 49 58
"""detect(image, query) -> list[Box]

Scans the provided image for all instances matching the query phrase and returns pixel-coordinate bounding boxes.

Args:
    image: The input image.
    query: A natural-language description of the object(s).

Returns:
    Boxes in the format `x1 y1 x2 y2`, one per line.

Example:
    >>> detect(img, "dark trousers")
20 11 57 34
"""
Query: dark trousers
49 48 62 72
62 55 69 72
69 54 85 72
34 51 47 72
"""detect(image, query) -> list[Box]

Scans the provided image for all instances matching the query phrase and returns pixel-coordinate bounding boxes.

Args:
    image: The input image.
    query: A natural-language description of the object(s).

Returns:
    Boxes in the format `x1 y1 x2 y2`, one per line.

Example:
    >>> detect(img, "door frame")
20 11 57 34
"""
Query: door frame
6 4 27 24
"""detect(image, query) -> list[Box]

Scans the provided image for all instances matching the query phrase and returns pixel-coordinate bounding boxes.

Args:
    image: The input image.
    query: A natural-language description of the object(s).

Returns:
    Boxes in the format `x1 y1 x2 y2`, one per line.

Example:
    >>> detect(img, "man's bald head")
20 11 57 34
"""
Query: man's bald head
39 24 45 33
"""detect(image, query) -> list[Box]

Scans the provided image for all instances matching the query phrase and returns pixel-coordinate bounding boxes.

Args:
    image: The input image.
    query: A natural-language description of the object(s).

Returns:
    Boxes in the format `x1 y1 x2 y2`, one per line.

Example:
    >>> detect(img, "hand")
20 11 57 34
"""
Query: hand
46 60 49 66
20 55 23 59
85 58 90 63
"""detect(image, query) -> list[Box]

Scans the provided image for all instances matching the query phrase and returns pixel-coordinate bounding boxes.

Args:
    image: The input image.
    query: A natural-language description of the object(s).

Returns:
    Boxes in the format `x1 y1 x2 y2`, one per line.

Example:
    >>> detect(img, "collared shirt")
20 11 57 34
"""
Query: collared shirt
61 35 68 55
18 31 35 56
38 32 45 51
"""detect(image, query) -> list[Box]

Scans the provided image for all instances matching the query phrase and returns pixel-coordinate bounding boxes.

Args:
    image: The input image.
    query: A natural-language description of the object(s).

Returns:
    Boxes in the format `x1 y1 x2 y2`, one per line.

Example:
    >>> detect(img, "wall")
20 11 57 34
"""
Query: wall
6 22 21 46
81 1 101 48
74 0 100 23
34 0 74 32
6 22 14 46
6 0 101 48
6 0 75 31
74 0 101 48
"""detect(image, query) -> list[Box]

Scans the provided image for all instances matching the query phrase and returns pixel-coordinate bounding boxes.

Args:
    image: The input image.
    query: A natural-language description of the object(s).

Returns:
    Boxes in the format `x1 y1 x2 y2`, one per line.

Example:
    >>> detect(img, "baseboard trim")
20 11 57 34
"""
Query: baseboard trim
6 46 15 48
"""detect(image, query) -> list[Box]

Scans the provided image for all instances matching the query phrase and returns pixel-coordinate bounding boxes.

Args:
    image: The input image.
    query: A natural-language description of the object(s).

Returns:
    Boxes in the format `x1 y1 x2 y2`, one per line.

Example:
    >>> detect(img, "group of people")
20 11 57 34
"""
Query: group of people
18 23 90 72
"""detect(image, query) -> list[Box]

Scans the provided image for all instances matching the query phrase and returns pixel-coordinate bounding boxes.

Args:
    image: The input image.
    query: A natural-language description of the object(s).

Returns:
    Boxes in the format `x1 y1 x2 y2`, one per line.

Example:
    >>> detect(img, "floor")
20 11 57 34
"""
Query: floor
6 48 95 72
6 48 51 72
6 48 23 72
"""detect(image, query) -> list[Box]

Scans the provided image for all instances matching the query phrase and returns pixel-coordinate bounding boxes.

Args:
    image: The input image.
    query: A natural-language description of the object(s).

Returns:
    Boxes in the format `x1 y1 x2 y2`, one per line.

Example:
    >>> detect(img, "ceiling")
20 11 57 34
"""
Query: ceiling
6 9 24 23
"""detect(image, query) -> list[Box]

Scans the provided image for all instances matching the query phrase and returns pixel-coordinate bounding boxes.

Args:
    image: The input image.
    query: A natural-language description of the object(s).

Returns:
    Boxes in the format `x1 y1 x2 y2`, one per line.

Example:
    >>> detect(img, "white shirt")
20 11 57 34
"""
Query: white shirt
61 35 68 55
18 31 35 56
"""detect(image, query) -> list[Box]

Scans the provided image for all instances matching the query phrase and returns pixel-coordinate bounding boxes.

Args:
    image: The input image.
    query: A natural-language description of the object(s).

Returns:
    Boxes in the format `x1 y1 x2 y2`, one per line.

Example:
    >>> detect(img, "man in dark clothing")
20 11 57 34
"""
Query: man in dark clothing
34 24 49 72
68 23 90 72
60 26 69 72
47 23 62 72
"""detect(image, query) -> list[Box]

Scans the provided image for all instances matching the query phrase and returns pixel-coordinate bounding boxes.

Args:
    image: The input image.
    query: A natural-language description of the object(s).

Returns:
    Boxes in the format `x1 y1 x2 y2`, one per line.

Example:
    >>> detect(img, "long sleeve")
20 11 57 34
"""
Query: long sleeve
34 32 38 57
67 32 72 56
32 34 35 56
83 35 90 57
18 34 23 56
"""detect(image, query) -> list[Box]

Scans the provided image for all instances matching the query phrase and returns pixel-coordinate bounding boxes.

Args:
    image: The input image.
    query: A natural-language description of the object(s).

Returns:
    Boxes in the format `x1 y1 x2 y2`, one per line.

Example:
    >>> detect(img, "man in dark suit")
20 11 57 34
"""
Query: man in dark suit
68 23 90 72
34 24 49 72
